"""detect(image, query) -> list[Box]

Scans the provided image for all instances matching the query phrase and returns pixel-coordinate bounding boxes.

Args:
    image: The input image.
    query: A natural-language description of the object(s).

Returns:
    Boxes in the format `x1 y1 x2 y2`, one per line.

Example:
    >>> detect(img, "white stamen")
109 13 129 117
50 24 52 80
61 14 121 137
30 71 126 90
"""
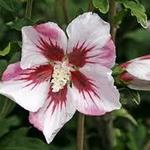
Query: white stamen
51 61 71 92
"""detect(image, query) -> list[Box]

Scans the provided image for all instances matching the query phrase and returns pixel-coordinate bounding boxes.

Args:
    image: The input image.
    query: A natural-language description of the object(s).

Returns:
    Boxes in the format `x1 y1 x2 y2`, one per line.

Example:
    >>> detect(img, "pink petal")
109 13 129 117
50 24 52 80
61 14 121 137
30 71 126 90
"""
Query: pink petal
2 62 22 81
0 62 53 112
34 23 60 38
126 58 150 81
138 54 150 60
98 40 116 68
67 12 115 68
21 22 67 69
119 72 134 82
69 64 121 116
128 79 150 91
120 58 150 91
121 55 150 68
29 86 76 143
119 69 150 91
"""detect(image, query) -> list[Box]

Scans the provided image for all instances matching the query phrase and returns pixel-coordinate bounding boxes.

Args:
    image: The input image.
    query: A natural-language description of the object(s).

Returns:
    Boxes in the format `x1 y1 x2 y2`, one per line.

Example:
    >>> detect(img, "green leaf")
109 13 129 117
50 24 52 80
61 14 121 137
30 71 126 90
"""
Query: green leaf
16 0 27 2
129 89 141 105
9 52 21 63
0 0 14 12
114 10 127 26
0 43 11 57
112 65 125 76
6 18 36 31
0 116 20 138
113 108 137 125
0 96 16 118
116 0 147 28
124 29 150 43
0 60 7 76
0 128 50 150
92 0 109 14
120 88 141 105
0 41 20 57
127 123 147 150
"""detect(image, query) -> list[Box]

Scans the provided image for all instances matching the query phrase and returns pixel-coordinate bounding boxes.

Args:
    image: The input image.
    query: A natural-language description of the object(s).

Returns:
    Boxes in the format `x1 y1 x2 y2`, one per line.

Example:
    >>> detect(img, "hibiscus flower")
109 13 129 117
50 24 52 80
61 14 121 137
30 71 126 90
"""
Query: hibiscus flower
120 55 150 90
0 12 121 143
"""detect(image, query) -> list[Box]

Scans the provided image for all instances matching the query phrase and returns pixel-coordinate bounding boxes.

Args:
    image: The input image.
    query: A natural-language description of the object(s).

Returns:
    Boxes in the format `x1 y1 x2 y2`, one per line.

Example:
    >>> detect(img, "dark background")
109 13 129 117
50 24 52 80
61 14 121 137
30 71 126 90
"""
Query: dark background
0 0 150 150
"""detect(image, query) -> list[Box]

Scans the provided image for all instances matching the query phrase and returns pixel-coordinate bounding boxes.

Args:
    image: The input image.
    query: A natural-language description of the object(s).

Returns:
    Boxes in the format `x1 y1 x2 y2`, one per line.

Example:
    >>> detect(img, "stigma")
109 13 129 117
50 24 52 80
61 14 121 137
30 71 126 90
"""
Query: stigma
51 61 71 92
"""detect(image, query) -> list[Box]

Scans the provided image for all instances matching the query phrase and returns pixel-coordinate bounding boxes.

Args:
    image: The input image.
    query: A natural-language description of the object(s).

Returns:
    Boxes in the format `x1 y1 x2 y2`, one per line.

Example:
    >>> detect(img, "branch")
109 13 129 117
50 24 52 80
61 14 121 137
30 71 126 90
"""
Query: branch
76 113 85 150
25 0 33 19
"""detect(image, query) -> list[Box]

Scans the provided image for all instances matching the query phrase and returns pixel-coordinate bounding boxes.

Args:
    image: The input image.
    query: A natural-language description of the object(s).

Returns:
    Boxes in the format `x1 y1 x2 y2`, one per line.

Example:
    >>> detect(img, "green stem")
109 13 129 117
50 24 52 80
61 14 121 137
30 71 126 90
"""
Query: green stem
0 99 15 119
0 99 8 118
25 0 33 19
62 0 69 24
108 0 117 41
87 0 94 11
76 112 85 150
95 1 117 149
95 115 114 150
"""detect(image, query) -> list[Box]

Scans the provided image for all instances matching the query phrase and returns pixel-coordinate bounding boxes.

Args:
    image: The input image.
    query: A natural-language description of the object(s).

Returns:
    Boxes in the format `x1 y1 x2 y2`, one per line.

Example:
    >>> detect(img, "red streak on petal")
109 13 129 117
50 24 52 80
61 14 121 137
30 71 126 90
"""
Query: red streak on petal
120 72 134 82
120 55 150 69
2 63 22 81
19 64 53 88
71 71 99 100
68 42 96 67
138 54 150 60
36 37 64 61
120 61 131 68
47 86 67 113
34 24 58 39
98 40 115 68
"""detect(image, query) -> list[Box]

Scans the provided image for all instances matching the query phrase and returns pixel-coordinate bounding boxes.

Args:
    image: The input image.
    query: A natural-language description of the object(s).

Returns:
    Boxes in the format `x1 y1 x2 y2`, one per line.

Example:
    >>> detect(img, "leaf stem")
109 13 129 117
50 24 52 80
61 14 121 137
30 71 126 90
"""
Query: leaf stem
76 112 85 150
25 0 33 19
108 0 117 41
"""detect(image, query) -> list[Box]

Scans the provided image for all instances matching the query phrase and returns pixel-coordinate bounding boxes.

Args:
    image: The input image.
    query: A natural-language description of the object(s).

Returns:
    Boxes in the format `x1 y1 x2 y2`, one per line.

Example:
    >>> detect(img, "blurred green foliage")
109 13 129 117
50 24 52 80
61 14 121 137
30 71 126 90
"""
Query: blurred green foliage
0 0 150 150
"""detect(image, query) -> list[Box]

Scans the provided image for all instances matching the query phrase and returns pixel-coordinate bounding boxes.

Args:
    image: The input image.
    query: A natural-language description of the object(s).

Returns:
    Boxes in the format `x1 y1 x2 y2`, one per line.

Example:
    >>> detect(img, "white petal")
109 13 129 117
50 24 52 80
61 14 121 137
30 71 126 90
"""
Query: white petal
21 22 67 69
70 64 121 116
0 62 51 112
129 78 150 91
29 87 76 143
127 59 150 81
66 12 114 68
0 80 49 112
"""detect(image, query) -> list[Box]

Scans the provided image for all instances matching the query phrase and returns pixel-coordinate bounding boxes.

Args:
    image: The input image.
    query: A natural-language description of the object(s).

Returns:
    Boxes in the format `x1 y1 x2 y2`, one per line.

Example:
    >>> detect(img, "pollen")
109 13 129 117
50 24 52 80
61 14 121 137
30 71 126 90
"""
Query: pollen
51 61 71 92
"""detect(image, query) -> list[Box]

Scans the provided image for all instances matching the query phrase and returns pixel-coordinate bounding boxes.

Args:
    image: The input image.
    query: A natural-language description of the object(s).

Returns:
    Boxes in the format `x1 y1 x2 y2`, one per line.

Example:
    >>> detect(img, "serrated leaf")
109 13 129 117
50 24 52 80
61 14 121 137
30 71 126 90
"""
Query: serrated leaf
116 0 147 28
113 108 137 125
0 43 11 56
92 0 109 14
